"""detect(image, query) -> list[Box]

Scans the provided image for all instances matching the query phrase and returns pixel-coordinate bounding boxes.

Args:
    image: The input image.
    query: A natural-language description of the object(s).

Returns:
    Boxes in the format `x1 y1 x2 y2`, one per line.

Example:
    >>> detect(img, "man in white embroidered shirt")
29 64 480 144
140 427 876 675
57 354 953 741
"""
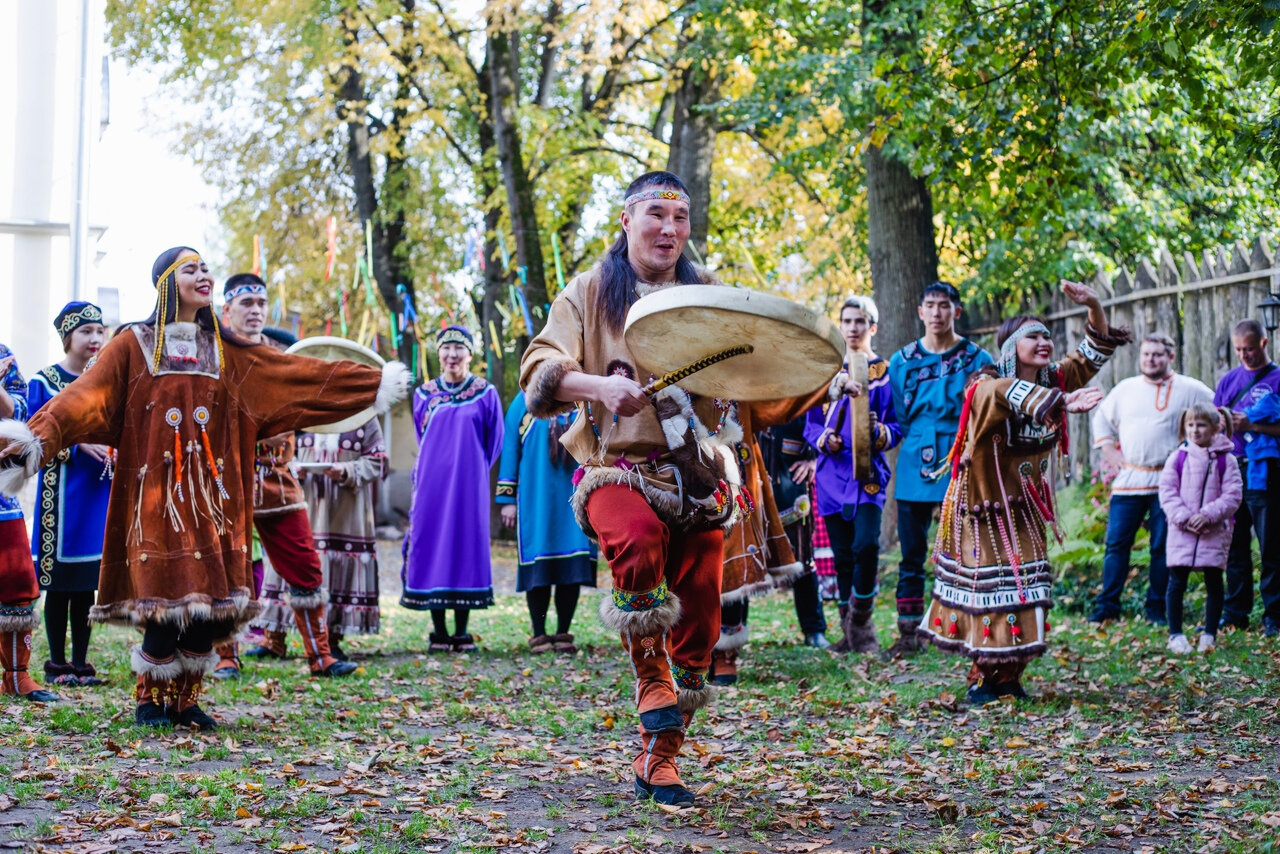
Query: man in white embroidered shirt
1088 333 1214 624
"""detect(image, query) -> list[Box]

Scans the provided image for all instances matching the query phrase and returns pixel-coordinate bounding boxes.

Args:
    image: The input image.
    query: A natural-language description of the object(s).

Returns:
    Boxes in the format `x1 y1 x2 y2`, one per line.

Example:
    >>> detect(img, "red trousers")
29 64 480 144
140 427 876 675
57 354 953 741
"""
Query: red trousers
586 484 723 672
0 519 38 607
253 509 323 591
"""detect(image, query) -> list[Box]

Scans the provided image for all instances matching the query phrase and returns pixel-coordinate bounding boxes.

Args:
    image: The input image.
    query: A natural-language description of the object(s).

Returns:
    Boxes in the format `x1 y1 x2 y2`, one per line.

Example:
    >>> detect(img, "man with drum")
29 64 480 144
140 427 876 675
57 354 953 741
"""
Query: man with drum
521 171 843 806
886 282 993 655
216 274 359 680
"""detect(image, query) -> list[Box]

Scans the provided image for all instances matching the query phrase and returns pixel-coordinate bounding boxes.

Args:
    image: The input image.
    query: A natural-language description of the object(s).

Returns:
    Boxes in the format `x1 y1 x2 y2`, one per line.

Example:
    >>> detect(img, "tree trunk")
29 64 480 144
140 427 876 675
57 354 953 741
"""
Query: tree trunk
477 96 507 395
339 8 415 365
862 0 939 547
665 29 718 260
864 145 937 358
486 23 550 335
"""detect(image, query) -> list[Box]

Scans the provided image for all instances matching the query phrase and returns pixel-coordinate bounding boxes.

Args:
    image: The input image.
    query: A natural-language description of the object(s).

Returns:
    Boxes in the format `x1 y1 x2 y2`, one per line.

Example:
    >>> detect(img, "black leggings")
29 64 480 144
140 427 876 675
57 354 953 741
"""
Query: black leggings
431 608 470 637
525 585 582 636
1167 566 1224 636
44 591 95 666
140 617 237 662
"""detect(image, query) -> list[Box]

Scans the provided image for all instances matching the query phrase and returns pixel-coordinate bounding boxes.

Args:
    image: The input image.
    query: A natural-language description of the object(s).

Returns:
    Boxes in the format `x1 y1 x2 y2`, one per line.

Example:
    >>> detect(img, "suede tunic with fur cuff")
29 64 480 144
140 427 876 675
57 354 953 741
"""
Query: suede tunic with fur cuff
6 323 409 641
520 264 740 537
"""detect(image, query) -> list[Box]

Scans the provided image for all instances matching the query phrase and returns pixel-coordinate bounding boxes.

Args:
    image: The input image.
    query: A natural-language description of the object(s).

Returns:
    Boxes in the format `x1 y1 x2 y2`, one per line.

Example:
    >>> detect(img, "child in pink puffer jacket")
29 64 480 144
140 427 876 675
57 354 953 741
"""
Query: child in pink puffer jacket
1158 403 1242 655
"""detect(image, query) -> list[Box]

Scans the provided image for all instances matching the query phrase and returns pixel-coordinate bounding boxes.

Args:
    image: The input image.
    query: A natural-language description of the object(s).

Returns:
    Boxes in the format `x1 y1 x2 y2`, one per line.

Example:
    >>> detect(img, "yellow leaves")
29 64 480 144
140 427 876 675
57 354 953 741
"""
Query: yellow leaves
1004 736 1031 749
941 737 956 747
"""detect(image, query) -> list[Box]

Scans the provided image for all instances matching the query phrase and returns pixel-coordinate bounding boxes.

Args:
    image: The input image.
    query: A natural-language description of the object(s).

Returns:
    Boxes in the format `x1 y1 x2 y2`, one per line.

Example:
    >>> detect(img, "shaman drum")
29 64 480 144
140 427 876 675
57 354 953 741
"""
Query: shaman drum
623 285 844 401
285 336 387 434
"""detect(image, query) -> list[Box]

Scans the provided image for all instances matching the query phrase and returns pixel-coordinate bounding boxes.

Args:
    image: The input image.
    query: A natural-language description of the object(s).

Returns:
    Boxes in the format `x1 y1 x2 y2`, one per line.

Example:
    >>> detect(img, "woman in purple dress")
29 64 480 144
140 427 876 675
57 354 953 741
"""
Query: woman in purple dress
400 326 504 651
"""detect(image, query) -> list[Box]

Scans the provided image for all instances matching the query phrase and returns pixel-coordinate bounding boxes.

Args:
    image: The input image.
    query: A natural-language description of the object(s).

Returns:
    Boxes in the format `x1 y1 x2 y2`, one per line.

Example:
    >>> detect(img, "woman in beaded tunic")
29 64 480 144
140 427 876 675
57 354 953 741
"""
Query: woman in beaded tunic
0 247 410 727
917 281 1128 704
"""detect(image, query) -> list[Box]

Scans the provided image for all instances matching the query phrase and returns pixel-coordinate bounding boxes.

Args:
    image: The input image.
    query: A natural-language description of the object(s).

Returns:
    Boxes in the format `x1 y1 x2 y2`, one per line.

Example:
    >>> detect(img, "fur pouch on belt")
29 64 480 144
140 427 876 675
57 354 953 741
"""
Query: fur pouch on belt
651 386 743 532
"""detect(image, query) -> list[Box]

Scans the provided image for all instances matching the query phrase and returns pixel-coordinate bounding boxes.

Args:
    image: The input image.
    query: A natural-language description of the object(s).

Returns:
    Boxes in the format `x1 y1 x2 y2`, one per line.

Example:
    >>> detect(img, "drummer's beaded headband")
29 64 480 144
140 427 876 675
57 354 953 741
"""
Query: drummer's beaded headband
436 325 473 353
151 252 225 372
998 321 1051 379
55 302 104 339
225 283 268 302
623 188 691 209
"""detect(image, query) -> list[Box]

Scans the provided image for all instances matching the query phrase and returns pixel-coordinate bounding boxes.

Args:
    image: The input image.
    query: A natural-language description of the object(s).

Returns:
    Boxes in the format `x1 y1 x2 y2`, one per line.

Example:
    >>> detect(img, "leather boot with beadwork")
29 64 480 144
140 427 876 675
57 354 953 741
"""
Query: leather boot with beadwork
710 648 738 686
134 673 172 727
212 643 241 680
243 630 288 659
1 624 59 703
632 727 694 806
293 604 359 677
624 630 682 733
174 672 217 729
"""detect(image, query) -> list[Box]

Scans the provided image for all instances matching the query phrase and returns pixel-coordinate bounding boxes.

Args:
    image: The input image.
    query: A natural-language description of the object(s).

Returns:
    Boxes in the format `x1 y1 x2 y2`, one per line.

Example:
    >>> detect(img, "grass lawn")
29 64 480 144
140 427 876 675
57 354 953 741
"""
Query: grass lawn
2 548 1279 853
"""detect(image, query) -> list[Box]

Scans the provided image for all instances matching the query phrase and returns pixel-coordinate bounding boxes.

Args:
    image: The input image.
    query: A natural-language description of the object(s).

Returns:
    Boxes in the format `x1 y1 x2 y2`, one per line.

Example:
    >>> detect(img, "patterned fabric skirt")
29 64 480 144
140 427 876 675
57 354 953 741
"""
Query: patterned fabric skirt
253 536 381 636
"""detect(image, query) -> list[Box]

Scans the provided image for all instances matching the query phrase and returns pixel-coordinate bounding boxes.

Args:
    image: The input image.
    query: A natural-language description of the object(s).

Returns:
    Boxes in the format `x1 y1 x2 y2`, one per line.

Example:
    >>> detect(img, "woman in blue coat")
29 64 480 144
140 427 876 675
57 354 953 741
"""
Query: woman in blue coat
496 390 598 653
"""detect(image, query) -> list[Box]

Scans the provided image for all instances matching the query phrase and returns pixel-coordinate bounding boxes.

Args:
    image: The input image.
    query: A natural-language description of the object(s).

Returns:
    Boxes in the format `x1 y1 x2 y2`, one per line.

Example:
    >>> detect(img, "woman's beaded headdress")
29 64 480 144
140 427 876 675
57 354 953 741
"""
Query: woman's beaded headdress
997 320 1051 381
151 250 225 372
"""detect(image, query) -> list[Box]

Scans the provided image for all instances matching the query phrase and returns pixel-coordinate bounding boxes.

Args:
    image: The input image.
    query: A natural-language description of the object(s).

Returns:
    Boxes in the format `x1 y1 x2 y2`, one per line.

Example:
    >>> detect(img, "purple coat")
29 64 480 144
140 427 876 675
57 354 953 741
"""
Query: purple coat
1158 433 1242 569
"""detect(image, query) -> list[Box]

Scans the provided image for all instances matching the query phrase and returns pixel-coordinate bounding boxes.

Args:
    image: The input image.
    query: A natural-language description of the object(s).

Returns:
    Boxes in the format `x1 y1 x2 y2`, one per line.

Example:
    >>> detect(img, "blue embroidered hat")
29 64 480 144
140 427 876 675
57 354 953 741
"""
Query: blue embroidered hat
436 325 474 352
54 301 104 340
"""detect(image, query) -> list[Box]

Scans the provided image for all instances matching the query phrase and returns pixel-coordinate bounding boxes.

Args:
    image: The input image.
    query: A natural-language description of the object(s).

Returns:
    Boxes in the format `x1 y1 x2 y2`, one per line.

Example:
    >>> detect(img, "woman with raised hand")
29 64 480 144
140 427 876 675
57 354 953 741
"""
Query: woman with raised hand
917 281 1128 705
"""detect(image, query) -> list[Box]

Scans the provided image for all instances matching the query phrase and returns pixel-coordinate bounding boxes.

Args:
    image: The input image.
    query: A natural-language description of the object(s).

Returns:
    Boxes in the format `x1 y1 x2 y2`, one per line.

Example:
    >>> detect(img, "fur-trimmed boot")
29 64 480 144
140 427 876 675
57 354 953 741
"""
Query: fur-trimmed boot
243 630 288 659
829 603 854 653
212 643 241 680
0 607 59 703
844 606 881 655
711 623 747 686
131 646 181 727
884 617 922 658
291 592 359 677
710 648 738 686
174 650 218 729
601 582 684 734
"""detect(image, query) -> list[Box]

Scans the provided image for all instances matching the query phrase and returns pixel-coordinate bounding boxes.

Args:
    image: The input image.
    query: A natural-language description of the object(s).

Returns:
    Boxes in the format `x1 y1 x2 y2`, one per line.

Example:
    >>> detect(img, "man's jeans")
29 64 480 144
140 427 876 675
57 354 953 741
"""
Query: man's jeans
1094 493 1168 618
1223 459 1280 627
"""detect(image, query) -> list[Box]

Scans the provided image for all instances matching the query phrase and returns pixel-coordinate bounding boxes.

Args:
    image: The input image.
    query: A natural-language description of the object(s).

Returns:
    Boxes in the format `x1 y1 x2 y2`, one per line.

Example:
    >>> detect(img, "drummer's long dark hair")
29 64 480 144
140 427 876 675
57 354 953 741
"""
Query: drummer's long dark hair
597 171 703 333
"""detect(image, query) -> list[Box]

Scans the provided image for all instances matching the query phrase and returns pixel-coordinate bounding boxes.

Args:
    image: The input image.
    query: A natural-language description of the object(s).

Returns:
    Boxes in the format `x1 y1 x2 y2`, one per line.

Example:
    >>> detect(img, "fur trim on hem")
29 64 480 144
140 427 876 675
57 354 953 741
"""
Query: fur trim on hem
91 589 263 634
374 361 412 414
719 578 776 605
572 465 683 541
0 609 39 633
599 589 682 636
765 561 804 581
916 627 1048 662
175 648 219 675
715 625 749 651
285 587 329 611
525 356 581 418
0 419 43 497
677 685 714 715
130 645 184 680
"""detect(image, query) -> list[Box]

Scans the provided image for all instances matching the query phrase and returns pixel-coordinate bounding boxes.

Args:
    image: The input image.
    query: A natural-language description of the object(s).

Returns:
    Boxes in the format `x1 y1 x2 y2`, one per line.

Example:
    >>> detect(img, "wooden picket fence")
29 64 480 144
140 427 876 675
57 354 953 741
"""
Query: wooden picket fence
960 234 1280 479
